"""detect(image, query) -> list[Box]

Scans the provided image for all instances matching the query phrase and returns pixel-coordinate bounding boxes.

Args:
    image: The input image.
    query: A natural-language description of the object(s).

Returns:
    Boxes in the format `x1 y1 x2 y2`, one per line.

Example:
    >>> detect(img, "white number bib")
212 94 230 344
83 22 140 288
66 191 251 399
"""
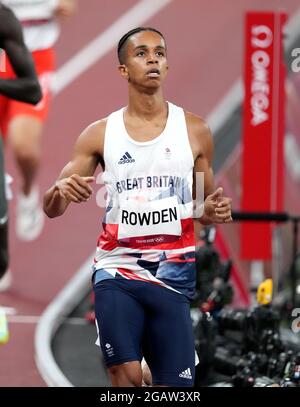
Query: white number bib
117 197 182 245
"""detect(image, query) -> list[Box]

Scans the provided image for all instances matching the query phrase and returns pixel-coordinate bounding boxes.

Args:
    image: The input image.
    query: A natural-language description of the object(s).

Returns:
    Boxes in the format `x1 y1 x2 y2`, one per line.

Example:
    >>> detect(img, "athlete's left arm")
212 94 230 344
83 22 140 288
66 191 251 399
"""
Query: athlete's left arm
0 6 42 104
186 112 232 224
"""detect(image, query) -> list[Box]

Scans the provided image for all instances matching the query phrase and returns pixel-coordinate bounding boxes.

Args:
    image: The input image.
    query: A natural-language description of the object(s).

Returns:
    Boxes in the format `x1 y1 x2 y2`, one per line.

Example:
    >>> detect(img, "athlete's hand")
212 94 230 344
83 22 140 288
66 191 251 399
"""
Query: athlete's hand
55 174 94 203
204 187 232 224
55 0 77 18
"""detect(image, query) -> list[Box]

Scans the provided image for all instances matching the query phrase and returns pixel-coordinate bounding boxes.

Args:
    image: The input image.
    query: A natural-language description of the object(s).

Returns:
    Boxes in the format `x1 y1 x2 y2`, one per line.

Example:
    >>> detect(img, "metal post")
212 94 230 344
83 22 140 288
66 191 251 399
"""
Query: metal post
290 218 299 309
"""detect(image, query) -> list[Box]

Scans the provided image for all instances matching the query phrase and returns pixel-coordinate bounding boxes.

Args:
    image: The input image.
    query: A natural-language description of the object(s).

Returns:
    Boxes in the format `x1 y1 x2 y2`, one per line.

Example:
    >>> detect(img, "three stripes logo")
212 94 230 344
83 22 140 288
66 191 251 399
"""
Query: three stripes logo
179 367 192 379
118 152 135 164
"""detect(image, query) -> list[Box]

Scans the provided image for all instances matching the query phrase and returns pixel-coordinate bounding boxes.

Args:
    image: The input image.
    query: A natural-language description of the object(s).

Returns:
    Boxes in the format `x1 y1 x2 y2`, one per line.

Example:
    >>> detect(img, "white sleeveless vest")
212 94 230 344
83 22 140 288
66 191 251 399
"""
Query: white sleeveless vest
94 102 196 298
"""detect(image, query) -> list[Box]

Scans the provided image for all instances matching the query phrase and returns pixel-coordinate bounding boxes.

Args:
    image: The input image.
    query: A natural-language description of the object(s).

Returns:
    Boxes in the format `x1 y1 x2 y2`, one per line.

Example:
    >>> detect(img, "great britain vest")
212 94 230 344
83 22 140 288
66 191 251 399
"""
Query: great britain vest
93 102 196 299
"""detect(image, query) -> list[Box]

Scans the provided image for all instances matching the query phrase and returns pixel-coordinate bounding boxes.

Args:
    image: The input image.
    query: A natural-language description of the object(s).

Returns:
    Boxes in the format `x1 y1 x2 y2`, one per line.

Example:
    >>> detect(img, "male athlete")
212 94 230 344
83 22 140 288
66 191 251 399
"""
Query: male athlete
0 3 41 287
1 0 76 241
44 27 232 387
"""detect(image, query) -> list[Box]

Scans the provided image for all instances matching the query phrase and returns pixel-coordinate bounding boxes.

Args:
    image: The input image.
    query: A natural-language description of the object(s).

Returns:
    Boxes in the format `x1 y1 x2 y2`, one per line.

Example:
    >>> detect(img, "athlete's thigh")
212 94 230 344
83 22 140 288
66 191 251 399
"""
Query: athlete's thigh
94 278 145 368
142 287 195 387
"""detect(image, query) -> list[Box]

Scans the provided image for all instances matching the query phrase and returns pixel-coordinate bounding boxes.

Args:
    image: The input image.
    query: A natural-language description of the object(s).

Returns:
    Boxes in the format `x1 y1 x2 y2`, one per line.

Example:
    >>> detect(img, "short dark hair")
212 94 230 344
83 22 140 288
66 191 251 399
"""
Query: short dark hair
117 27 165 64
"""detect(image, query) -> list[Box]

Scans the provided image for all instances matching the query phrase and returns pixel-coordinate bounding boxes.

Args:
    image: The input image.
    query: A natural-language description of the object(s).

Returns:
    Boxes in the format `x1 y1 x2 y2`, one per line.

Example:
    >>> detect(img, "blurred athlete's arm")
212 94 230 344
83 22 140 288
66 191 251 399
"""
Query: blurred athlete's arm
0 5 41 104
186 113 232 224
43 120 105 218
55 0 77 18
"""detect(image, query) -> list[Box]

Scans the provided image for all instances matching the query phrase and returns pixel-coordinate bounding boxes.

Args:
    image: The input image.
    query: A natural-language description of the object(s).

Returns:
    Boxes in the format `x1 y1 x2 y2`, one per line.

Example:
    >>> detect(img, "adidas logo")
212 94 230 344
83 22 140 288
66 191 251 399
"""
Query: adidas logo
118 152 135 164
179 367 192 379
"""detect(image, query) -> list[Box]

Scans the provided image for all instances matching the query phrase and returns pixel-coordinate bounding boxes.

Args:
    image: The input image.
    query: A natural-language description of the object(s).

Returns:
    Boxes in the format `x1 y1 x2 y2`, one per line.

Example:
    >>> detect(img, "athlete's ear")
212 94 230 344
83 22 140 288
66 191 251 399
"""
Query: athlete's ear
118 64 129 81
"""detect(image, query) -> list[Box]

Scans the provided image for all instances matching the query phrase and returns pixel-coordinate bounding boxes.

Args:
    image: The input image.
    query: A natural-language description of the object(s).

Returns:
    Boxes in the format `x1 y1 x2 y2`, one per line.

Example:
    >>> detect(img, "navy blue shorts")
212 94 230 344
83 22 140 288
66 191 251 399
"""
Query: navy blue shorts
93 278 195 387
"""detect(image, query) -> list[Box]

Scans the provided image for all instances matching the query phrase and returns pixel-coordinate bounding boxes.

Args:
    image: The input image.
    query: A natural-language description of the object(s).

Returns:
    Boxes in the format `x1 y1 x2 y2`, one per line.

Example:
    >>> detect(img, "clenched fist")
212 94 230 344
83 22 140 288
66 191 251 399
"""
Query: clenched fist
204 187 232 224
55 174 94 203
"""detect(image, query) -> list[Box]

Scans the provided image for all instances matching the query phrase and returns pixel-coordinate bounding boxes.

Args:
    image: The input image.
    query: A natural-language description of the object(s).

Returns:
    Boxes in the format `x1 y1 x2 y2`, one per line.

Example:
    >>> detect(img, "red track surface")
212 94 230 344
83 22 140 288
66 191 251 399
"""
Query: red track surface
0 0 299 387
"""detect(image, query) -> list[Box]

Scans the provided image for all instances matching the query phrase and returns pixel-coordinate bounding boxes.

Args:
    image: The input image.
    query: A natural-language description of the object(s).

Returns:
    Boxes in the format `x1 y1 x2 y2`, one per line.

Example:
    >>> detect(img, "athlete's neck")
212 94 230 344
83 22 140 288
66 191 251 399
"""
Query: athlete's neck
126 87 166 120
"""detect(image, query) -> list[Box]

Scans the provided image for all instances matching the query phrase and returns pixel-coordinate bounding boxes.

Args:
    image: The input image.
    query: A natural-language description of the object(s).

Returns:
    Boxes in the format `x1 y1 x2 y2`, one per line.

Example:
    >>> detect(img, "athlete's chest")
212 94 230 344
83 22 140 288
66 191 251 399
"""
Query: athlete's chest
124 118 167 143
110 141 190 182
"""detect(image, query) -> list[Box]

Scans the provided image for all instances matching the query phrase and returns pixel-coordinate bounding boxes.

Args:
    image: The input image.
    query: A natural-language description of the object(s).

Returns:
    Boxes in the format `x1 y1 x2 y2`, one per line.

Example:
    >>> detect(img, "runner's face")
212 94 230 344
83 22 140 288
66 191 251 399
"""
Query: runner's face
119 31 168 88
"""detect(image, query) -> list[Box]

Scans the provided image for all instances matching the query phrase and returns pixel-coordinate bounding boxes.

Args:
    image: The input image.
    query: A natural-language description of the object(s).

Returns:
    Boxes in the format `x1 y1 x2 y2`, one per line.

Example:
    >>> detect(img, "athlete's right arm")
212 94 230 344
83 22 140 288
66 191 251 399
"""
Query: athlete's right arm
43 120 106 218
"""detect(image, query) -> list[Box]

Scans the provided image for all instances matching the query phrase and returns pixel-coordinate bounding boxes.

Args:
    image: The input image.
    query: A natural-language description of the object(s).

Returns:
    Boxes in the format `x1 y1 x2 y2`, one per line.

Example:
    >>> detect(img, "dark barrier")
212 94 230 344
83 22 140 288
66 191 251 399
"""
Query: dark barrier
231 211 300 308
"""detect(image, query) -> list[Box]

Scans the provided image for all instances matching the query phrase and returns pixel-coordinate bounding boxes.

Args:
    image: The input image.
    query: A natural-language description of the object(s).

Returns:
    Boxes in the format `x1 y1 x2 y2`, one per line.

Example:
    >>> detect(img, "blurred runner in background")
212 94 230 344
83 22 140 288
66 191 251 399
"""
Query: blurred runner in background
0 0 76 241
0 4 41 332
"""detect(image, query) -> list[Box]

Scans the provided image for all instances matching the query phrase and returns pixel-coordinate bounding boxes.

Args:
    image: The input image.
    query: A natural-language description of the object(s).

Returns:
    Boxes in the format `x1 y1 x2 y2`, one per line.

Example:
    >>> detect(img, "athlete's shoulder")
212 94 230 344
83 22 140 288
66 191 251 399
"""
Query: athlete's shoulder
0 4 23 41
79 106 125 144
0 3 14 17
184 110 212 138
75 118 107 157
85 118 108 136
0 4 16 27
